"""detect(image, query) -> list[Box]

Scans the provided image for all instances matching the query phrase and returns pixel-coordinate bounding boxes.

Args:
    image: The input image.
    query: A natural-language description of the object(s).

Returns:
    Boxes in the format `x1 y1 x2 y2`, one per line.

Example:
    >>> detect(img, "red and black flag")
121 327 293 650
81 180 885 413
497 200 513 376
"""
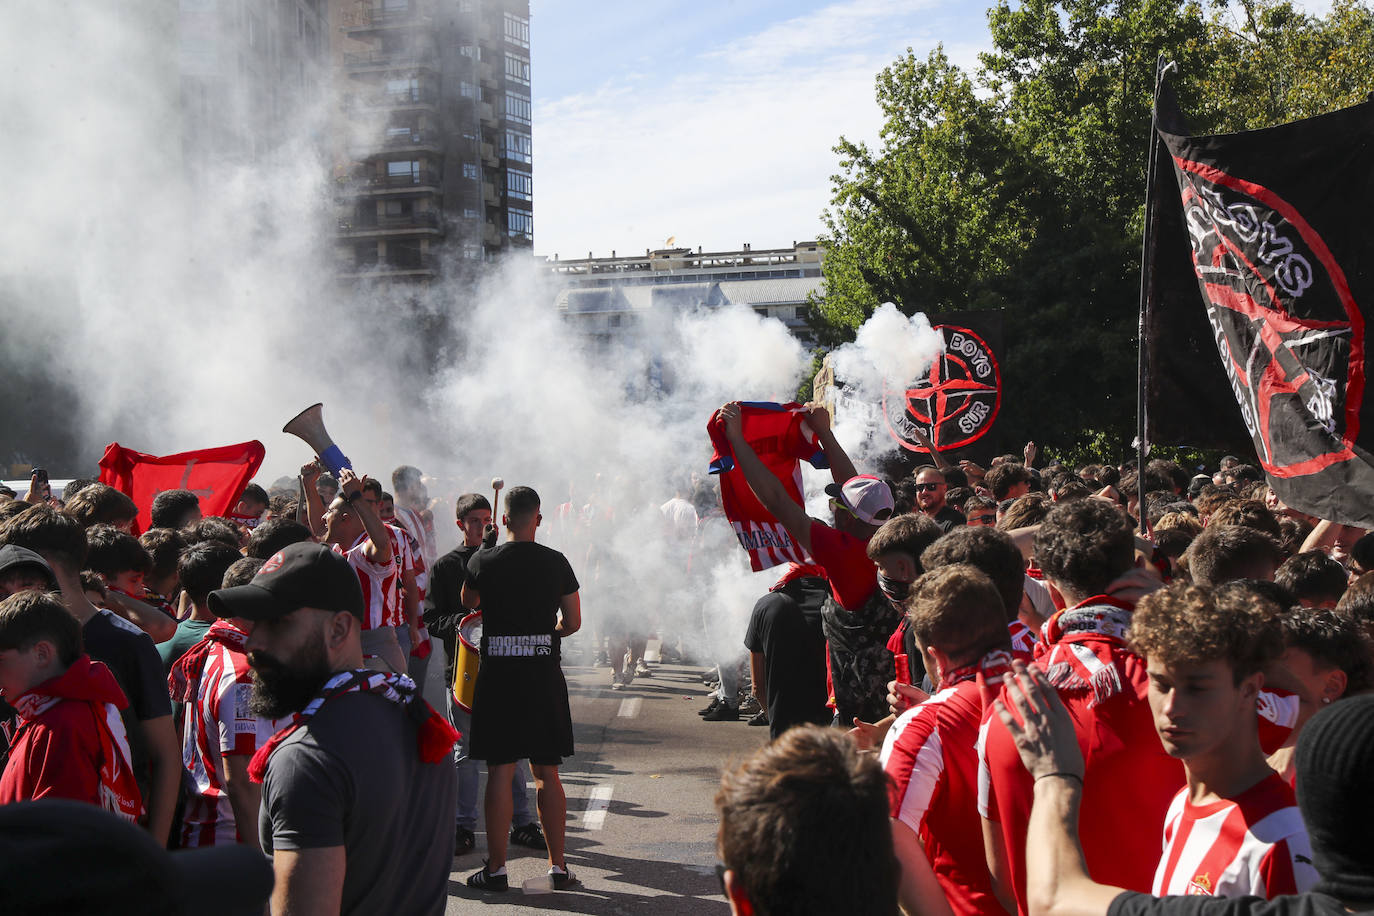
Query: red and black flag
1143 84 1374 526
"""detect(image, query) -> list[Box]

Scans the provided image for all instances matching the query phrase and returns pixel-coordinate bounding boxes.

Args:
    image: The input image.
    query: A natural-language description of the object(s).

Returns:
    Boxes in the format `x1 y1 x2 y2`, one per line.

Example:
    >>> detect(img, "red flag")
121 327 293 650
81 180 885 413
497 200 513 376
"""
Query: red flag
98 440 266 535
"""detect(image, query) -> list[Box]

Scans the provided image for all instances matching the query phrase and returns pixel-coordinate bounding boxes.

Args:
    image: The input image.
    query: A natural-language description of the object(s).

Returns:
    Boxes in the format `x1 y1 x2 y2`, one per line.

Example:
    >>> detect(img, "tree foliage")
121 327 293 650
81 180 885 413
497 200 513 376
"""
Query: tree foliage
812 0 1374 459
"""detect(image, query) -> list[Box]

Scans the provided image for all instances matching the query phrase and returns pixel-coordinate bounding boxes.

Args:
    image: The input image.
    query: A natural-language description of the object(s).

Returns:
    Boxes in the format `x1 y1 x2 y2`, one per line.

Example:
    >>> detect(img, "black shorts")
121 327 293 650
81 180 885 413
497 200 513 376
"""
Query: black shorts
483 754 563 767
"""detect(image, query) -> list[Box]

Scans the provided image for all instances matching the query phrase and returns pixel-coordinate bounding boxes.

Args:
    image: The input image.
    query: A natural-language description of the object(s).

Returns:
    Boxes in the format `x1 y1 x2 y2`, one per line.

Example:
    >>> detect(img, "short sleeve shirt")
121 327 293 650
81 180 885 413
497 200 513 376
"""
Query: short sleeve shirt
807 520 877 611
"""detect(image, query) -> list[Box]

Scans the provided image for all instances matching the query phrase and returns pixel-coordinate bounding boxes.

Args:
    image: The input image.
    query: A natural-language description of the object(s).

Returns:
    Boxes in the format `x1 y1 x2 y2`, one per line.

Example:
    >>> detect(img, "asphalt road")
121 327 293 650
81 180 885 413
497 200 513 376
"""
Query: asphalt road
430 650 768 914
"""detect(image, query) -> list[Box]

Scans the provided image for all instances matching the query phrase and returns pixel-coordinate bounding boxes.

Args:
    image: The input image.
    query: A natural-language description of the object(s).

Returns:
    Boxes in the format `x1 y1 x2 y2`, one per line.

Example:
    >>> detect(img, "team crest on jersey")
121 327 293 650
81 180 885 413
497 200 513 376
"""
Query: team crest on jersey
883 325 1001 453
1187 873 1214 896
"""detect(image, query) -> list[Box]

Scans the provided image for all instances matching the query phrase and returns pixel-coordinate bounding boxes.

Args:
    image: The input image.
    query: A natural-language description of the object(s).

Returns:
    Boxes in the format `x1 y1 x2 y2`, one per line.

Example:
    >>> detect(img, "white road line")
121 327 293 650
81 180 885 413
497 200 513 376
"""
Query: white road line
583 785 613 830
617 697 641 718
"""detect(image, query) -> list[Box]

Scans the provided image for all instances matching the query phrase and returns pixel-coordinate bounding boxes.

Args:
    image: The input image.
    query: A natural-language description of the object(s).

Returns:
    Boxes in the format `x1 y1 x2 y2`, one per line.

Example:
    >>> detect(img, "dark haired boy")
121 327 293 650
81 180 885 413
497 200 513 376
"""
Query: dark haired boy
1275 551 1348 609
150 489 202 531
157 542 243 671
1131 582 1316 898
85 524 176 644
0 507 180 842
880 565 1011 915
718 725 898 916
0 590 141 818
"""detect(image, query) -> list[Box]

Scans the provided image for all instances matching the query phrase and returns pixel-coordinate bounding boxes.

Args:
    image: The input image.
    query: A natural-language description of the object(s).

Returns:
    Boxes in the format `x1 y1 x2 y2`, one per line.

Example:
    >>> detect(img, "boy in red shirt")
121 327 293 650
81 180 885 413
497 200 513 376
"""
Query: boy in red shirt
0 590 141 819
978 499 1184 914
1131 582 1317 898
880 564 1012 916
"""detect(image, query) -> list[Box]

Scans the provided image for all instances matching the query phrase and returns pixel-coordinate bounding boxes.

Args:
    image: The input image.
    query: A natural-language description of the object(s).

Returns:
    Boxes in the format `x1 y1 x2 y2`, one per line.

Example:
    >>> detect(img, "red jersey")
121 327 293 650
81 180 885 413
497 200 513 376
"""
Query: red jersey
0 655 141 820
335 537 398 630
808 520 877 611
881 674 999 916
1152 773 1317 898
978 598 1185 914
707 401 826 572
176 623 281 847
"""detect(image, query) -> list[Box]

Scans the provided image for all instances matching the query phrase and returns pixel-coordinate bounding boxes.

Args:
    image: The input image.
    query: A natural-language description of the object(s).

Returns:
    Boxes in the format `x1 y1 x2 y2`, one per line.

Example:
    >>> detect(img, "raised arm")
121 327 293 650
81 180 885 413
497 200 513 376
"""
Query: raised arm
340 470 391 566
719 402 815 555
910 424 956 472
299 460 326 538
803 403 861 484
995 662 1124 916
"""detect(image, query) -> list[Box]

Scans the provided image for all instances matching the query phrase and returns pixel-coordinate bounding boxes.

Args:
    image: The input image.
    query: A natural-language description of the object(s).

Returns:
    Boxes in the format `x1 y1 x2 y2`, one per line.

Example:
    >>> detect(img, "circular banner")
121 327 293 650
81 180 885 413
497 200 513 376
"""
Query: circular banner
882 324 1002 453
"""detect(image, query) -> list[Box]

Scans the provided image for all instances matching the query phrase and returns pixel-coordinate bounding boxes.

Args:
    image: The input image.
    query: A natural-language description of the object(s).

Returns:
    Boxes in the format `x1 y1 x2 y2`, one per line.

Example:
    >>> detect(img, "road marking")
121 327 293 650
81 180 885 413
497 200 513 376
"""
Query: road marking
617 697 641 718
583 785 613 830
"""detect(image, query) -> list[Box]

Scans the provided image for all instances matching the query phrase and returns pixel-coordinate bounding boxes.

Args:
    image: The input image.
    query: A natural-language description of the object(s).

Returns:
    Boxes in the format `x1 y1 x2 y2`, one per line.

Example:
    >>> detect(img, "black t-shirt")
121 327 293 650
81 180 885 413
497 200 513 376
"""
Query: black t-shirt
260 691 457 916
743 577 832 739
932 504 967 533
83 609 174 796
1109 892 1350 916
466 542 578 638
423 544 478 680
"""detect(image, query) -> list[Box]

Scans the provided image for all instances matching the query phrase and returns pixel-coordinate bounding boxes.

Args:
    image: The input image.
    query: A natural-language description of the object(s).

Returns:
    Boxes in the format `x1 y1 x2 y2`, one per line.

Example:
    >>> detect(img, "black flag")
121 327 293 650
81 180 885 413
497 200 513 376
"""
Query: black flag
1144 85 1374 526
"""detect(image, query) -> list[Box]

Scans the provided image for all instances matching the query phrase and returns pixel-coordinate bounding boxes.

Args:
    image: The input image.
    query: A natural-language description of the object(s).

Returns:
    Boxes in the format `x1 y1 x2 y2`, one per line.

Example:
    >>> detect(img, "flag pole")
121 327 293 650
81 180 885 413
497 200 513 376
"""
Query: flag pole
1136 55 1176 536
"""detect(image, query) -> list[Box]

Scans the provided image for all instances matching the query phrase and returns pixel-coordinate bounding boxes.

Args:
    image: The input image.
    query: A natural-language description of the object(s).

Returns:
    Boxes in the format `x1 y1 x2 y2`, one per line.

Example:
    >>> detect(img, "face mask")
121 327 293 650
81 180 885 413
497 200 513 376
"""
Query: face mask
877 572 911 607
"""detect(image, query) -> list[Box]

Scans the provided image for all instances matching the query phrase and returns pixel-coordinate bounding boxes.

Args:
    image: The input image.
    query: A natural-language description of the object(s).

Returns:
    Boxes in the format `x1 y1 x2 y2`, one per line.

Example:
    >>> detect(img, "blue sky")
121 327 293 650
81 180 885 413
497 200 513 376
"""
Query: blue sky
528 0 994 258
527 0 1335 259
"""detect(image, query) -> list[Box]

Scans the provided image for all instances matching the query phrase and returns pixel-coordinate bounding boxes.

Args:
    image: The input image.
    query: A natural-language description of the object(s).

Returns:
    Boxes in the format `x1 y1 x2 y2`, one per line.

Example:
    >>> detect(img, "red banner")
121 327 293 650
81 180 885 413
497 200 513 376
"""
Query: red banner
98 440 266 535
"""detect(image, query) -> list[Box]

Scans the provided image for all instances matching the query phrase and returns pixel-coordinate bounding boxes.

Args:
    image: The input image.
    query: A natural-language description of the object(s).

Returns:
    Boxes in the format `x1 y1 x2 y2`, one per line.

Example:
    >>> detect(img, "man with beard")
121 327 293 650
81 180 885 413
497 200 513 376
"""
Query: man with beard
914 467 966 533
209 542 458 916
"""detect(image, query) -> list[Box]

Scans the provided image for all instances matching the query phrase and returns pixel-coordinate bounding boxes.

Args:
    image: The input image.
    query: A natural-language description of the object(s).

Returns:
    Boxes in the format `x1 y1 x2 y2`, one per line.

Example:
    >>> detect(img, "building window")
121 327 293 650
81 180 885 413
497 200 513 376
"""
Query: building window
383 199 413 217
463 207 480 219
386 125 415 142
462 162 479 180
503 12 530 48
460 44 479 59
505 93 531 125
503 130 532 163
463 243 482 259
387 160 420 181
385 77 419 100
504 53 530 86
507 208 533 238
506 169 532 200
460 81 478 99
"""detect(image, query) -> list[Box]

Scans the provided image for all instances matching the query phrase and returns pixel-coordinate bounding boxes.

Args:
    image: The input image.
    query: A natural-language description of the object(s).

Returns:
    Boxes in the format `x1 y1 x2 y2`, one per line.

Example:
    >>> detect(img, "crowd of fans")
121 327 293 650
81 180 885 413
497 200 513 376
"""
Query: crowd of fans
3 412 1374 914
709 407 1374 916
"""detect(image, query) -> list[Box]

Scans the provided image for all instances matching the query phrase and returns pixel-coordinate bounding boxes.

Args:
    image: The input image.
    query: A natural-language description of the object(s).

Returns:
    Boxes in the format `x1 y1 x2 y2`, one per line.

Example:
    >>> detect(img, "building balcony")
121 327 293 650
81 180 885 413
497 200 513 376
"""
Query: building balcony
480 143 498 166
342 5 432 33
353 169 441 190
352 132 443 158
337 251 437 280
337 210 443 235
483 222 501 246
343 89 438 112
482 182 498 205
343 47 438 73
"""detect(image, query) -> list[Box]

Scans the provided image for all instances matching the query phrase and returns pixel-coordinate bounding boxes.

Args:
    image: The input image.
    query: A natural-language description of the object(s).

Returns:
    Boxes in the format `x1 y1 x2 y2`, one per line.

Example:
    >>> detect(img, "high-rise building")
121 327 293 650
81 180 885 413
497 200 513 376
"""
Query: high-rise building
330 0 532 284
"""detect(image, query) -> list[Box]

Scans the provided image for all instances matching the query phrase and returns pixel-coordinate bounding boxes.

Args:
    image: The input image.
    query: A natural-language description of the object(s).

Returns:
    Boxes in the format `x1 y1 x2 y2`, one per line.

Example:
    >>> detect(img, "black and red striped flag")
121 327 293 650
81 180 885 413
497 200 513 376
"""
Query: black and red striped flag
1143 85 1374 526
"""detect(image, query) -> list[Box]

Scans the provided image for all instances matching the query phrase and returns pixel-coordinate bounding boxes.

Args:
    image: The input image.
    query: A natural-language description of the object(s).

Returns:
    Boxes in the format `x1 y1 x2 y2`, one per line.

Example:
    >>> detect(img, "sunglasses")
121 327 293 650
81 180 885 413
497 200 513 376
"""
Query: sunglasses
915 482 943 492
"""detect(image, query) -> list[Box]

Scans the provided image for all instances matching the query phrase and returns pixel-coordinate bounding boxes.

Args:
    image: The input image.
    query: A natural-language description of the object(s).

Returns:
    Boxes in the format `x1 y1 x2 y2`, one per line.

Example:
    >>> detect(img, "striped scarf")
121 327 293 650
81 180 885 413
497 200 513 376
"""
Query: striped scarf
1034 598 1135 707
248 668 459 783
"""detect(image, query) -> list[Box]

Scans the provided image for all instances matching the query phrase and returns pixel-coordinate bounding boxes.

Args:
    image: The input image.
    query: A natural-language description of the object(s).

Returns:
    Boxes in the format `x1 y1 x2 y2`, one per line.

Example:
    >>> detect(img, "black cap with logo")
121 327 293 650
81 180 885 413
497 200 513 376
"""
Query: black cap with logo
208 541 364 622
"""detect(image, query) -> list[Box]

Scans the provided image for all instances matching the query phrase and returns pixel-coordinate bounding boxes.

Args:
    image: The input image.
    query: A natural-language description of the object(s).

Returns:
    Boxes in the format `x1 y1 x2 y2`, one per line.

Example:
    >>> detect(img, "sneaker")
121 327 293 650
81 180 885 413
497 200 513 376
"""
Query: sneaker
511 821 547 850
747 710 770 727
455 825 476 855
466 862 509 893
738 695 761 715
702 701 740 722
610 678 625 691
634 659 651 677
698 697 722 716
550 868 581 891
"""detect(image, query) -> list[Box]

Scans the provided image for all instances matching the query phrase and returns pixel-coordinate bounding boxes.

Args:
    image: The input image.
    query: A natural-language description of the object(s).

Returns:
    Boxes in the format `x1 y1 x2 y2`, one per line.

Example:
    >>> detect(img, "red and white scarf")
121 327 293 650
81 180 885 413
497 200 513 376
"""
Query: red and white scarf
169 620 248 704
1034 597 1135 707
13 656 142 821
248 668 459 783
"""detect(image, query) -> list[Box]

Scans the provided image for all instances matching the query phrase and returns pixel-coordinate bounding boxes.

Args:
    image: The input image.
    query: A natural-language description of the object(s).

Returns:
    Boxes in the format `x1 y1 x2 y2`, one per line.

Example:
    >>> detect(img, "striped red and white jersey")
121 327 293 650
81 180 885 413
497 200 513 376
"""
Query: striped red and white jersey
1152 773 1318 898
1007 619 1037 661
336 537 398 630
880 677 999 916
392 506 435 579
180 639 281 847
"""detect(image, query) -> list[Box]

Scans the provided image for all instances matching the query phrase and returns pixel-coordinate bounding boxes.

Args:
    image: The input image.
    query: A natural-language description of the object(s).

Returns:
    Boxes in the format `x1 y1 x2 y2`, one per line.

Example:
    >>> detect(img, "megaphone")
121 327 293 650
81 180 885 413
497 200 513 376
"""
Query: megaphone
282 403 352 477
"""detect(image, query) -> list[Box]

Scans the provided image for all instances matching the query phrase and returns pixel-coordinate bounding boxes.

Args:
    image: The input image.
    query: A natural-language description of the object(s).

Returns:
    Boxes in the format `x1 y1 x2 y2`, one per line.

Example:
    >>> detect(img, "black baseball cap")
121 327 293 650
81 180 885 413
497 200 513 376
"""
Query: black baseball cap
0 799 273 915
208 541 364 621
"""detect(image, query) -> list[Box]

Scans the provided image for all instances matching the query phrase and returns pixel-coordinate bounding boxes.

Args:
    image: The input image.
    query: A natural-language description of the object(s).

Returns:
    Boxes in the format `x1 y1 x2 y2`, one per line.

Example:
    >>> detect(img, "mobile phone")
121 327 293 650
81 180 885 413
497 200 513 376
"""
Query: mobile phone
32 467 48 484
